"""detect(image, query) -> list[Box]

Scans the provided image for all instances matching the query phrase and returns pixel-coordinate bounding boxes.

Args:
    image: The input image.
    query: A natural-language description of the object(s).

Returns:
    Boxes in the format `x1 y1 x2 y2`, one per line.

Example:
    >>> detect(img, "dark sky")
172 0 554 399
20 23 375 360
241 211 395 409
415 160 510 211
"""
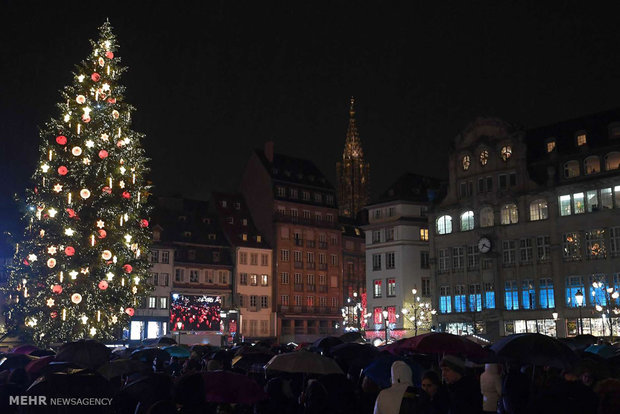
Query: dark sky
2 1 620 234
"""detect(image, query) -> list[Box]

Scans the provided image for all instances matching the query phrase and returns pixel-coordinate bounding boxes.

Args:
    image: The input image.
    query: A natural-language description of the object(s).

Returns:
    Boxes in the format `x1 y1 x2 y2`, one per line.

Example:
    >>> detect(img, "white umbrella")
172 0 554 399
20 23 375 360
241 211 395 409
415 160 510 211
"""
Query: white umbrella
264 350 343 375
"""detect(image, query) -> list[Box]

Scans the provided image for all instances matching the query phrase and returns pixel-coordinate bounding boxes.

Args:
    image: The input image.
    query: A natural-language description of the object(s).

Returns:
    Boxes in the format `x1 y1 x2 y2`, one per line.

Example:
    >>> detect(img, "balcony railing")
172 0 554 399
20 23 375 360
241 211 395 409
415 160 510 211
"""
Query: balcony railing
294 239 304 246
318 242 328 249
274 212 338 229
306 262 315 270
319 263 327 270
294 283 304 291
294 261 304 269
319 285 328 293
306 284 316 292
306 240 316 248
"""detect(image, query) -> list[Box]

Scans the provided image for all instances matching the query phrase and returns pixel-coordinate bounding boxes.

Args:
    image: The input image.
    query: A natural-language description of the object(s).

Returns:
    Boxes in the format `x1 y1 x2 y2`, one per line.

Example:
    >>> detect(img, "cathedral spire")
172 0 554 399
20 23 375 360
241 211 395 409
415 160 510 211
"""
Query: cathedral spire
337 97 370 218
344 96 363 160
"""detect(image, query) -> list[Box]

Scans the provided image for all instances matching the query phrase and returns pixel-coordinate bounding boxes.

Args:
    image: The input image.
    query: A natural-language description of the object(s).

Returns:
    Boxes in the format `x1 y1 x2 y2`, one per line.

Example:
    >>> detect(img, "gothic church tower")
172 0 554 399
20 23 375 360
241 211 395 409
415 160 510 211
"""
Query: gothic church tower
337 97 370 217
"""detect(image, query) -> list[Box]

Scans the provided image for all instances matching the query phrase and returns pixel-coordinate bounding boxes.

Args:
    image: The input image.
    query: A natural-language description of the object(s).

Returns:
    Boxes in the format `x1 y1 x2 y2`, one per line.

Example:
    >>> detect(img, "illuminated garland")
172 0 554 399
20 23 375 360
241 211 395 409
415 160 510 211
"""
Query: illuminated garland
4 21 152 345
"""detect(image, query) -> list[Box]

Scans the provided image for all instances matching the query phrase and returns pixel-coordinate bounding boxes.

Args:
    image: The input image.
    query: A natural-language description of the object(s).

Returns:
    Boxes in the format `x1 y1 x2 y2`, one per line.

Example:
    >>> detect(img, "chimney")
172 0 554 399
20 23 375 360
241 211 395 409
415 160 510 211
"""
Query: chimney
265 141 274 163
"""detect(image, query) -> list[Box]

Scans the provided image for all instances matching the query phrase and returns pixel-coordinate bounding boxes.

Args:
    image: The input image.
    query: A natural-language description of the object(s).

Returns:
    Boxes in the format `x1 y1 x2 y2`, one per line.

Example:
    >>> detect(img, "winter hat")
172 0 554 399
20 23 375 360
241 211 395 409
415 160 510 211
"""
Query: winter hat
439 355 466 375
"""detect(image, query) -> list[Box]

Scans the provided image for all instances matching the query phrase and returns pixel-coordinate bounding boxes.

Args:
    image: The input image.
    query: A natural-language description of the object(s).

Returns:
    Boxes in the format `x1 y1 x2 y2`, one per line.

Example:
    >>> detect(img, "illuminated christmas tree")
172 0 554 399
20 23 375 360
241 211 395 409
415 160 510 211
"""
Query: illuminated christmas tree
4 21 152 345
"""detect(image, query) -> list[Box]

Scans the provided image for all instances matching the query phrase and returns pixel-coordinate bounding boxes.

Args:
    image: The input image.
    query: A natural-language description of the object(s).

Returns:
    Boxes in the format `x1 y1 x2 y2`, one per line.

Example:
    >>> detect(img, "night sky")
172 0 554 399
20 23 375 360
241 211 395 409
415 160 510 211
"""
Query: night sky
2 2 620 235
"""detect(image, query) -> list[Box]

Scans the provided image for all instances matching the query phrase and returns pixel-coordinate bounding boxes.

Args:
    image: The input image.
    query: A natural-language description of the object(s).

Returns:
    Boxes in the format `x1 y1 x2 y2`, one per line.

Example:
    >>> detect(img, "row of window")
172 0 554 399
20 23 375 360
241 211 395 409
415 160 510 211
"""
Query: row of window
461 145 513 171
565 274 620 307
239 273 269 286
562 153 620 178
371 227 429 243
558 186 620 216
144 296 168 310
238 252 270 266
150 273 170 287
149 250 171 264
238 295 270 308
459 173 517 198
174 269 230 284
280 227 339 245
243 319 270 336
439 282 498 313
279 272 336 286
371 277 432 299
279 250 339 265
563 228 620 260
275 186 335 205
280 295 338 307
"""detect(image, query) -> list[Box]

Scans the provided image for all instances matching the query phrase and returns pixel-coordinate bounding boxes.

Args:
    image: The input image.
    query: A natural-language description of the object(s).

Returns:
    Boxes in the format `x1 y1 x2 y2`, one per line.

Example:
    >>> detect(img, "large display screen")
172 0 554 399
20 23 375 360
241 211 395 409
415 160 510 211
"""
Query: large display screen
170 293 221 331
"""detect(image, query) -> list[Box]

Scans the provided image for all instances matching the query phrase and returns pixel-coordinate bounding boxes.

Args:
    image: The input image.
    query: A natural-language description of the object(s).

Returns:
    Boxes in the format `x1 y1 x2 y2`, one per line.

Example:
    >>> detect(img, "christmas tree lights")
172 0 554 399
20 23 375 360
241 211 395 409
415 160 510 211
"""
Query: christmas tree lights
4 21 152 345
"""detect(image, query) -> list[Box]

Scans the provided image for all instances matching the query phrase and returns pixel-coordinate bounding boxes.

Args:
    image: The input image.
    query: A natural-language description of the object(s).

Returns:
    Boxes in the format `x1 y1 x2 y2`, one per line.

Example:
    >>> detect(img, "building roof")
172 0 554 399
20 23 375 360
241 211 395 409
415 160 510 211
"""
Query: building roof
211 192 271 249
151 196 230 247
372 173 443 204
254 148 335 191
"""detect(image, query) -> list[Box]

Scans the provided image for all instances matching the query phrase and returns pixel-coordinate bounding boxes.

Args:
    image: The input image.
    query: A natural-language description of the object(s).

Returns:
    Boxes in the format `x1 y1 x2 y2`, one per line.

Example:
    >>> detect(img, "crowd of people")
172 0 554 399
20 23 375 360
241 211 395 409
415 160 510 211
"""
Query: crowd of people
0 334 619 414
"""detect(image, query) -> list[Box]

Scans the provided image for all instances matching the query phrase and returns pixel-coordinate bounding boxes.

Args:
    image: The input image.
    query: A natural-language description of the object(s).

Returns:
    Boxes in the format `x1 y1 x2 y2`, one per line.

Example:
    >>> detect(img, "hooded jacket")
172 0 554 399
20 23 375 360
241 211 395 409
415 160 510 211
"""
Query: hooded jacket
373 361 413 414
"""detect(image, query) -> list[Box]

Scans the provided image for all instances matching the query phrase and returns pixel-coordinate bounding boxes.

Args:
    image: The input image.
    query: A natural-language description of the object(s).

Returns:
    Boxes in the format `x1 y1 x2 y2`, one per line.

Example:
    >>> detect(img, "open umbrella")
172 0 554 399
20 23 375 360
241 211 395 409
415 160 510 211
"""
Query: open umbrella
329 342 379 374
54 339 111 370
232 352 273 373
163 345 191 358
363 355 422 388
98 358 150 379
0 353 38 371
25 355 55 377
265 350 343 375
141 336 177 347
384 332 486 358
339 331 366 343
131 347 170 365
311 336 344 354
11 344 39 355
584 344 617 359
490 333 577 369
202 370 268 403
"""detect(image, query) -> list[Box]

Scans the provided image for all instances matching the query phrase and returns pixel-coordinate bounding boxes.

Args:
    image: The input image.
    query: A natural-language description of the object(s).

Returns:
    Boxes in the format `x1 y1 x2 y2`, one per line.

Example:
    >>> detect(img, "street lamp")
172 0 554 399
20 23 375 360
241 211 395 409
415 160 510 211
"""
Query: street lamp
590 279 620 340
575 289 584 335
176 321 183 345
382 308 389 344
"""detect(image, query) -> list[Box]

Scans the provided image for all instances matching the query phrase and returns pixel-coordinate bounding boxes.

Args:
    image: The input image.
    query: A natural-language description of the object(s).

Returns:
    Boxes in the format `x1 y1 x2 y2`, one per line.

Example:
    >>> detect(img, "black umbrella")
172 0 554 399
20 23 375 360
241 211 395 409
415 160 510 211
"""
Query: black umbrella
130 347 170 365
311 336 344 354
490 333 578 369
54 339 111 370
329 342 379 374
0 353 38 371
339 331 366 343
97 359 150 380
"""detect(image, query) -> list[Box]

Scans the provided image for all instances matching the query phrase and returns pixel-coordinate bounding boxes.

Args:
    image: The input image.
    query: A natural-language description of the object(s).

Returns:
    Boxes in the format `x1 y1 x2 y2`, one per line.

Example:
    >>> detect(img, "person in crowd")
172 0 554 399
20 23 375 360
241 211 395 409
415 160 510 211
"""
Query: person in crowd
374 360 419 414
594 378 620 414
439 355 482 414
480 363 502 414
500 364 529 414
421 370 449 414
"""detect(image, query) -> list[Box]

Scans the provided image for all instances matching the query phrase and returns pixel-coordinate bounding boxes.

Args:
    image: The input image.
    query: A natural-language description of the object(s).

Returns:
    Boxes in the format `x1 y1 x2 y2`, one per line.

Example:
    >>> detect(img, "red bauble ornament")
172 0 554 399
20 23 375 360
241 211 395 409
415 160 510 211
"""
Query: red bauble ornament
50 311 58 319
105 51 114 59
107 97 116 104
23 260 29 266
123 264 133 274
91 72 101 82
64 246 75 256
97 229 107 239
98 150 109 159
98 280 108 290
66 208 76 218
140 219 149 228
125 308 135 317
56 135 67 145
122 191 131 199
102 186 112 194
58 166 68 176
52 284 63 294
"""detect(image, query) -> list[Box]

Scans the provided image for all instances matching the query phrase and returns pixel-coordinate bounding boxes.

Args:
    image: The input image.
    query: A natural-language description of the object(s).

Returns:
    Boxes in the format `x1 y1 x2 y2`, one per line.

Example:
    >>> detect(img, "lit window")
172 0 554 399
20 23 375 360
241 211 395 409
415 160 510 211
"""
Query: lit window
500 203 518 225
546 140 556 153
577 133 587 146
462 155 471 171
563 161 580 178
585 229 606 259
460 211 474 231
501 146 512 161
436 215 453 234
584 156 601 175
420 228 429 241
504 281 519 310
373 280 382 298
605 152 620 171
479 150 489 165
529 200 548 221
387 279 396 297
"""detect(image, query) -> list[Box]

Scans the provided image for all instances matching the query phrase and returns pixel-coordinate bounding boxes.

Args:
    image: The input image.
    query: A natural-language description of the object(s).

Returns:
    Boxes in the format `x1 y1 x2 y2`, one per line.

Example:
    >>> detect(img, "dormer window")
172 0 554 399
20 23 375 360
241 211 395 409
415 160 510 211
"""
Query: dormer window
479 150 489 166
256 235 262 242
576 132 587 146
462 155 471 171
500 145 512 161
242 234 248 241
546 140 556 153
242 218 248 226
